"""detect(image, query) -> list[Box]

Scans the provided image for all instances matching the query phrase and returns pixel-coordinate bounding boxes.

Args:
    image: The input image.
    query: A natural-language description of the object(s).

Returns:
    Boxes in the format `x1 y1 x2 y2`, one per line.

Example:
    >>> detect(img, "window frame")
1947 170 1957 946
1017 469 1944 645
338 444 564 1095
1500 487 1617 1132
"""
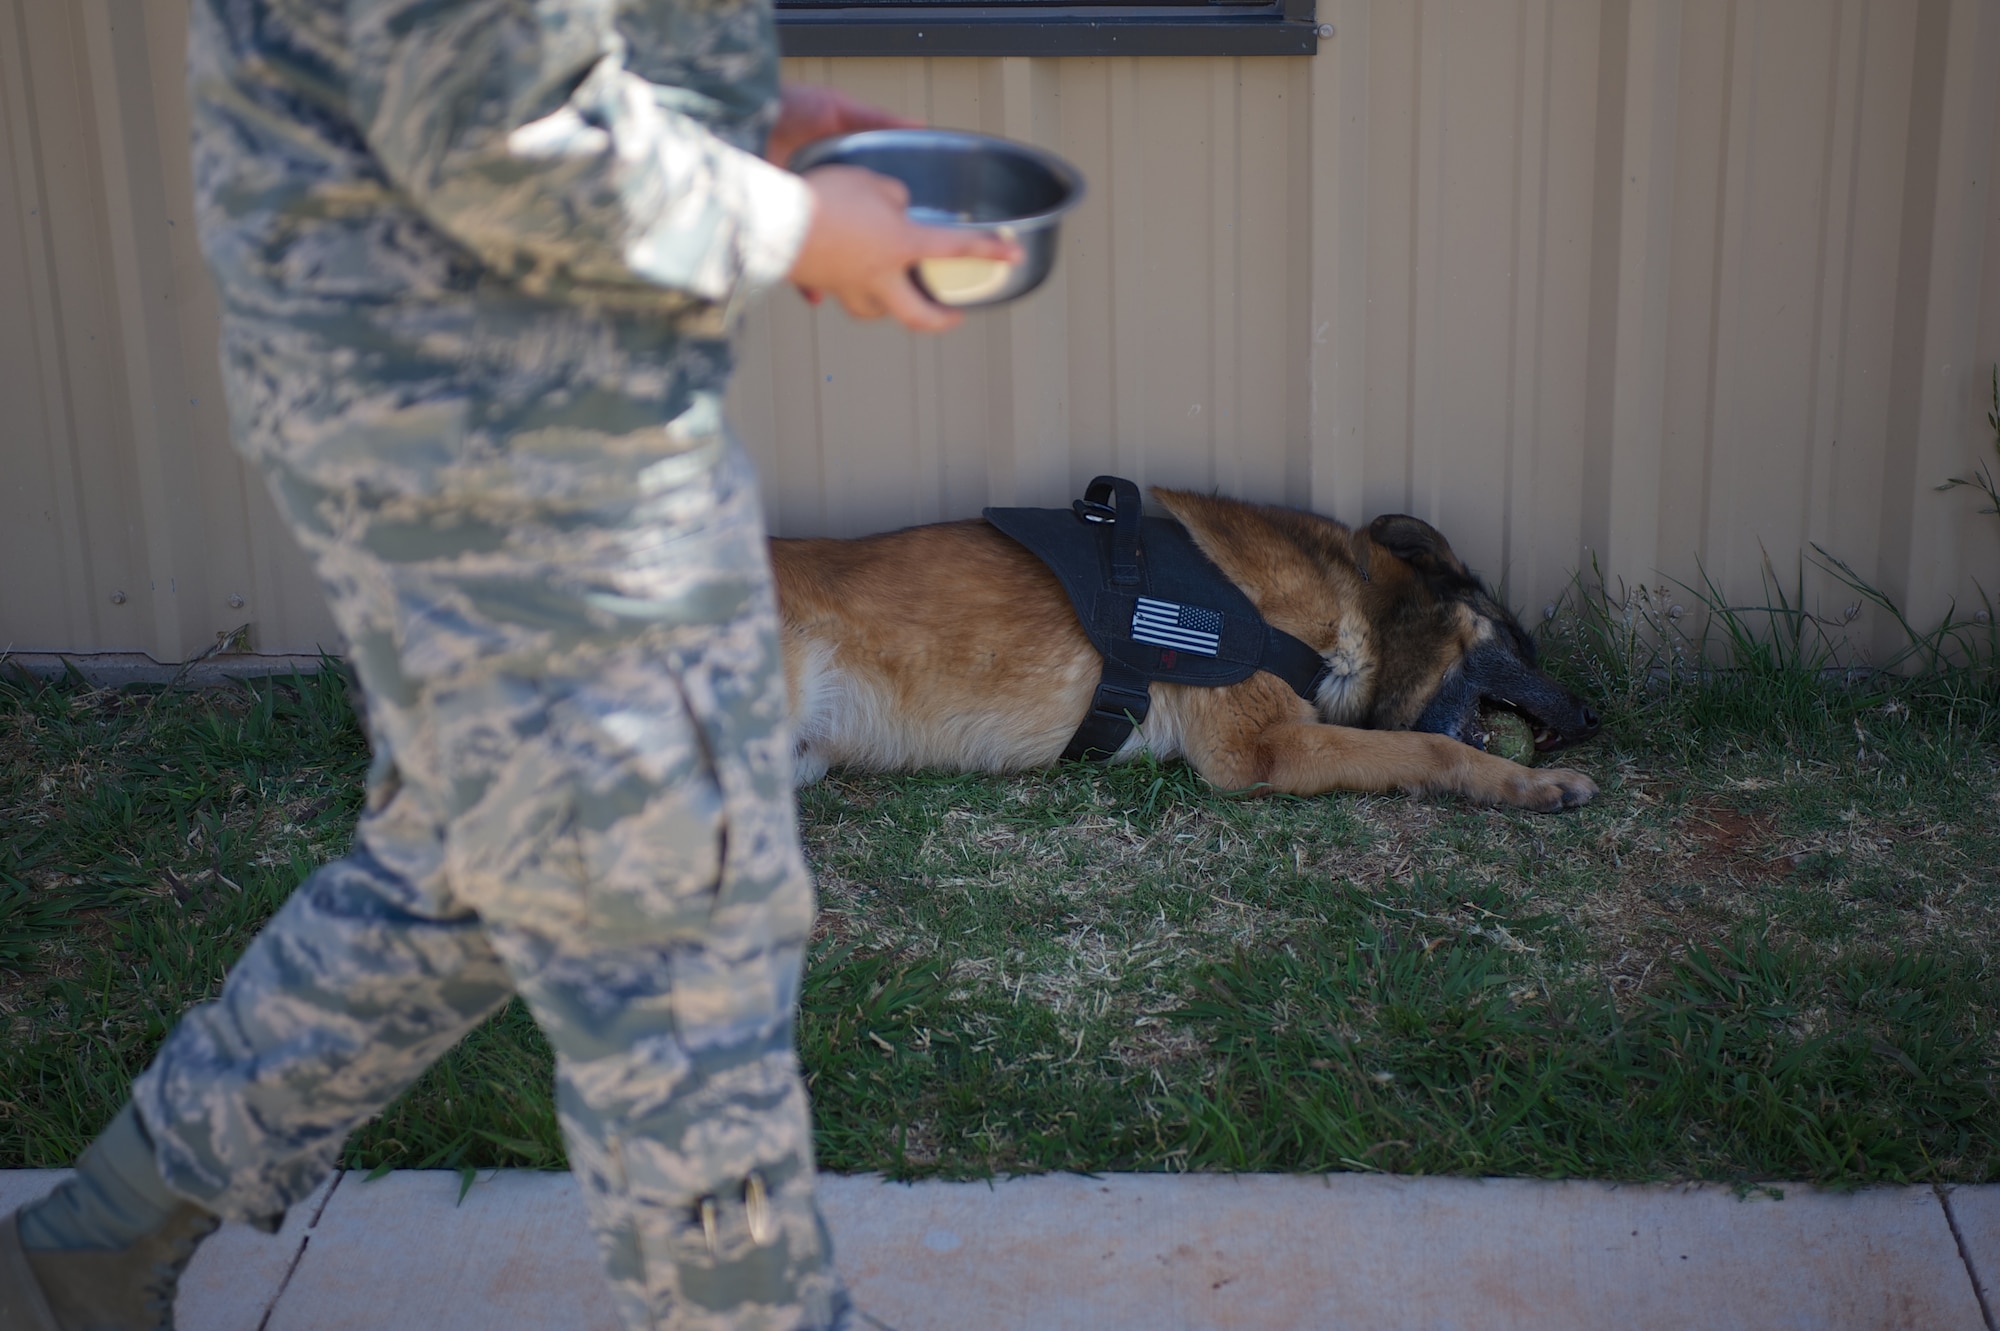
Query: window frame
774 0 1321 58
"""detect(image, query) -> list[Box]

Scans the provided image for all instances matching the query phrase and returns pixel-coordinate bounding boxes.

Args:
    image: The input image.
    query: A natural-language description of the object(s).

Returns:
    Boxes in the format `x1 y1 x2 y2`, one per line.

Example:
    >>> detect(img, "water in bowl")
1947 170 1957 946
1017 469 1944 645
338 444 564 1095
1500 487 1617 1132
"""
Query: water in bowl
906 207 1016 306
908 205 977 226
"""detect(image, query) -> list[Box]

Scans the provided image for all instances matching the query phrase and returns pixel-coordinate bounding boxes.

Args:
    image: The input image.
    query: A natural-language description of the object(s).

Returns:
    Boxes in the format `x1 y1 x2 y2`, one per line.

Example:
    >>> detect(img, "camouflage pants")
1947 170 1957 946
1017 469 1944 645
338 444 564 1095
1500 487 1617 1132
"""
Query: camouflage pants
129 405 843 1331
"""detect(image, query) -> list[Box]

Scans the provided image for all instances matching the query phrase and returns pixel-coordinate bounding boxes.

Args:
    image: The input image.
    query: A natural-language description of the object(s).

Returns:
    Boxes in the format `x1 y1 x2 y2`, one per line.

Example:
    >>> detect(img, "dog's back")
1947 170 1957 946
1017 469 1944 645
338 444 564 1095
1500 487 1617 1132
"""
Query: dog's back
772 521 1104 783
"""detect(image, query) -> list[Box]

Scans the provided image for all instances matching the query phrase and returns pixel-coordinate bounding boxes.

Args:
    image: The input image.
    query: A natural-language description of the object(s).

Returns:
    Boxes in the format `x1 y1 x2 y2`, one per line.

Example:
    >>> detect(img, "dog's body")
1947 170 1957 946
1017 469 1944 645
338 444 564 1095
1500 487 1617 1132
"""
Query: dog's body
772 489 1599 812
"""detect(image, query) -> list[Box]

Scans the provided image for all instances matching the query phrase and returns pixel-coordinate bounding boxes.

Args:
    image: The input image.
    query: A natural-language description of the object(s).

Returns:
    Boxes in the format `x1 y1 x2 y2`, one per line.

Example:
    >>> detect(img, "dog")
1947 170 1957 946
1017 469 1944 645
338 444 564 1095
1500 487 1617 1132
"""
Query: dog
772 488 1600 812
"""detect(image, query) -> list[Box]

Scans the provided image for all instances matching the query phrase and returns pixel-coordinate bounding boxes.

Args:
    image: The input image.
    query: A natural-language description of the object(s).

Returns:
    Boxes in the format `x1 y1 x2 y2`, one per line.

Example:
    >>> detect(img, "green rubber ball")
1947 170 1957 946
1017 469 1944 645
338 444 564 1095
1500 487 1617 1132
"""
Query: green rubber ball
1485 712 1538 766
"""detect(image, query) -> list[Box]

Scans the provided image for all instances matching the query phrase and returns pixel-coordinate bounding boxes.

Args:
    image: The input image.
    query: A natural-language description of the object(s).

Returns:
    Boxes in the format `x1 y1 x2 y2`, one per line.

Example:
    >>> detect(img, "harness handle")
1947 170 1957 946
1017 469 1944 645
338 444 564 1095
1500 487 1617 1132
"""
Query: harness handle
1074 475 1144 586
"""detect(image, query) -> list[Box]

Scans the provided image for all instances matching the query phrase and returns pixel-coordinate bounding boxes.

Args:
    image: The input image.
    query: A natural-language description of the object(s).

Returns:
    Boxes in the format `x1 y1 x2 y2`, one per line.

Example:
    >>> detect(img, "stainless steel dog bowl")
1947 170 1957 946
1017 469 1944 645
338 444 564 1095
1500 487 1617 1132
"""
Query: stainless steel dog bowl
790 128 1084 308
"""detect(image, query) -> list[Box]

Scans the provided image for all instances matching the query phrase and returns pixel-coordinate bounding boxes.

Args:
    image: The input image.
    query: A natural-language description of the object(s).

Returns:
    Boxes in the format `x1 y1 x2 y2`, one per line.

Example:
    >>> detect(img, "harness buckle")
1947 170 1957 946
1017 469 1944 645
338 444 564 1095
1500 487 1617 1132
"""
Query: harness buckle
1062 663 1153 762
1091 680 1151 721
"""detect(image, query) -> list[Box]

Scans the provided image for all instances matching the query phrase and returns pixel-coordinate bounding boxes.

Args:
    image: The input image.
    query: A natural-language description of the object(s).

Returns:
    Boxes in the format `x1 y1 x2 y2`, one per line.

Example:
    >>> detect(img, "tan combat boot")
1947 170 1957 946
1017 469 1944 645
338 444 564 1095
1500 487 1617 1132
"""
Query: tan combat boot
0 1107 219 1331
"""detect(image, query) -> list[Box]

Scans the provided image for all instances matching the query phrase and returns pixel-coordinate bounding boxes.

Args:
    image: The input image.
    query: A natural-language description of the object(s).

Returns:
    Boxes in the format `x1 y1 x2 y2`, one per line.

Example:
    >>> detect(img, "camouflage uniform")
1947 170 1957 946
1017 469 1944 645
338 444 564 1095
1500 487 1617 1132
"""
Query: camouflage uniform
132 4 842 1328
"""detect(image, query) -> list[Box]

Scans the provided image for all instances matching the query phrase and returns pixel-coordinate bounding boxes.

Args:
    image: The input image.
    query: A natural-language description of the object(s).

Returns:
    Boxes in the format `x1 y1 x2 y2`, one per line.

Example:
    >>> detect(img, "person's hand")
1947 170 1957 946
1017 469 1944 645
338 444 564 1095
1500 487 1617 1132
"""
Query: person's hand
766 84 918 170
789 166 1024 333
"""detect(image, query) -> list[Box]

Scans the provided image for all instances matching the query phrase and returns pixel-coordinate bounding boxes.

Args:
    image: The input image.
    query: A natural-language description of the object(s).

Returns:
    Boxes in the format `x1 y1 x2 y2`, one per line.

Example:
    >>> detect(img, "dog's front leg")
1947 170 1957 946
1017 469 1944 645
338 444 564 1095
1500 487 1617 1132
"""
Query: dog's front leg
1193 720 1597 812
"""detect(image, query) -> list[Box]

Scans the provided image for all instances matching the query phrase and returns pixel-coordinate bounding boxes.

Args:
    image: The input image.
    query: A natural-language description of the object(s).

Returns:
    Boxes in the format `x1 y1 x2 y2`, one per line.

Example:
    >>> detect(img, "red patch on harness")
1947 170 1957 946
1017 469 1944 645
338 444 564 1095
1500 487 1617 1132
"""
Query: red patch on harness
1159 649 1178 668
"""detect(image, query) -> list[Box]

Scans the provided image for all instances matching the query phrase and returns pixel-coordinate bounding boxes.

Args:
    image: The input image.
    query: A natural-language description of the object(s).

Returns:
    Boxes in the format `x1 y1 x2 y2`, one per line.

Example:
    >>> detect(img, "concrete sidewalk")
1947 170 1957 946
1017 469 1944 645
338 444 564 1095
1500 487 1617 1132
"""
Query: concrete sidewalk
2 1170 1994 1330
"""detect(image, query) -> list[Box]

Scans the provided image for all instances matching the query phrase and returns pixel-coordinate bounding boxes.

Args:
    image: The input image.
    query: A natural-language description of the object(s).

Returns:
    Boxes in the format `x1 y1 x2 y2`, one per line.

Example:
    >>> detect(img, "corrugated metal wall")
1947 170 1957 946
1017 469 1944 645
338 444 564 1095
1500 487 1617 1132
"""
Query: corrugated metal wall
0 0 327 661
5 0 1998 662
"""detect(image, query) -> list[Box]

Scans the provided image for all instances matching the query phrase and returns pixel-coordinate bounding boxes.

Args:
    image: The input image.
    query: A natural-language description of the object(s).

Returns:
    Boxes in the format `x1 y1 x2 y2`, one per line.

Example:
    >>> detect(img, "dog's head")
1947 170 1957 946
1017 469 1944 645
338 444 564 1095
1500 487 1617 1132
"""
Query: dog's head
1359 515 1600 756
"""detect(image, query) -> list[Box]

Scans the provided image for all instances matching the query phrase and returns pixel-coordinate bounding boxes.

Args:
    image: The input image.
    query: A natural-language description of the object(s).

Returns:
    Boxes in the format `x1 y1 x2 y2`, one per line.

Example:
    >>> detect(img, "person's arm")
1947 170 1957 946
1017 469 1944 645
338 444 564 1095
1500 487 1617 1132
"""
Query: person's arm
344 5 1021 331
345 0 814 306
764 84 1025 331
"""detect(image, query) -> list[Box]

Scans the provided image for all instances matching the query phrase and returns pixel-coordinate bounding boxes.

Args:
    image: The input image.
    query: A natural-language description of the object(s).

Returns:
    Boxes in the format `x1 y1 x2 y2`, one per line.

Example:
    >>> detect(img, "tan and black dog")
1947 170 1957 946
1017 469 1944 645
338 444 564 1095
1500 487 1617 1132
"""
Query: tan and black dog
772 489 1600 812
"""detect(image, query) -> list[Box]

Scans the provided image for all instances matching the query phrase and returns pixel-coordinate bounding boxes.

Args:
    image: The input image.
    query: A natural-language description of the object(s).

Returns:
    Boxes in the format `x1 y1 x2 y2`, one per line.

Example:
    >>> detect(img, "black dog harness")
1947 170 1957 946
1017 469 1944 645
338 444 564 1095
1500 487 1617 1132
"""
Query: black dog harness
983 476 1333 761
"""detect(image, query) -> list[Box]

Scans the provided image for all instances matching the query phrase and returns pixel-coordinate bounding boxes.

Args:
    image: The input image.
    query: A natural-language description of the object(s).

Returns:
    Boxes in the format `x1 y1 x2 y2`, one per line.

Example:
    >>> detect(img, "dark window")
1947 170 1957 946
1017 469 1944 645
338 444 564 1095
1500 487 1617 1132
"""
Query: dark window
775 0 1321 58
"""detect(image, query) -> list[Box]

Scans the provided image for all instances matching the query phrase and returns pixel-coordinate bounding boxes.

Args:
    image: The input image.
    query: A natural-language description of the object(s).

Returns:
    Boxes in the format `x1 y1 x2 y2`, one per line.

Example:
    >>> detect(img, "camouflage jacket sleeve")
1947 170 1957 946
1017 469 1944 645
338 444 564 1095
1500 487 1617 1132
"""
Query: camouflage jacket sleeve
344 0 812 306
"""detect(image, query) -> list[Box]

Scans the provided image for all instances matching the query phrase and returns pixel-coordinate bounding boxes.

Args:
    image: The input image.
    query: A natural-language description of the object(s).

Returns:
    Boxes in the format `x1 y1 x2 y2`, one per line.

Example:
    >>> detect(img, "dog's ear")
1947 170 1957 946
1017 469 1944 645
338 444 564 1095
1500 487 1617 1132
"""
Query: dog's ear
1366 514 1469 579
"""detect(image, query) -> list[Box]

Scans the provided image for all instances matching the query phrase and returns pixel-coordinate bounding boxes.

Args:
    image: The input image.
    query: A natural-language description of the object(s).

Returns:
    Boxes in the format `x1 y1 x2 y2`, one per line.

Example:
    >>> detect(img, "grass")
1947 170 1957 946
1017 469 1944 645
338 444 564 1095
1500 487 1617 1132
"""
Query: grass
0 665 369 1161
2 586 1996 1187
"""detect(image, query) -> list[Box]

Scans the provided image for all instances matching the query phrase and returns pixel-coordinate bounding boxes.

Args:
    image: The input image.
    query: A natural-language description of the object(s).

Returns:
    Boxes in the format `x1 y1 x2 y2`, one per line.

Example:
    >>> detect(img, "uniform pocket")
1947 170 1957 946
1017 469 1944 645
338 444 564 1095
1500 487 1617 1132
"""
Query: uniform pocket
572 757 727 945
566 668 731 947
439 666 729 946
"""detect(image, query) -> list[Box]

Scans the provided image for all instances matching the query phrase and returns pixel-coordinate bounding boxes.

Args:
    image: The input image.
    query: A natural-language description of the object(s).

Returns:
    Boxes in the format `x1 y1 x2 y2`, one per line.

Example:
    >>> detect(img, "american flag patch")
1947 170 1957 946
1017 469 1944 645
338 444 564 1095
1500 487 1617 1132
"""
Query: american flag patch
1131 598 1223 656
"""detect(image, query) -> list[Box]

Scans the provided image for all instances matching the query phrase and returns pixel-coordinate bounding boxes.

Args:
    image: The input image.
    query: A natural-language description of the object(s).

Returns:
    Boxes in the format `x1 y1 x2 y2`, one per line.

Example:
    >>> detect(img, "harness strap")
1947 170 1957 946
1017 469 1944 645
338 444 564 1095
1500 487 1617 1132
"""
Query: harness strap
1262 626 1335 705
1075 476 1143 585
1062 625 1328 763
1061 658 1153 761
1065 476 1148 760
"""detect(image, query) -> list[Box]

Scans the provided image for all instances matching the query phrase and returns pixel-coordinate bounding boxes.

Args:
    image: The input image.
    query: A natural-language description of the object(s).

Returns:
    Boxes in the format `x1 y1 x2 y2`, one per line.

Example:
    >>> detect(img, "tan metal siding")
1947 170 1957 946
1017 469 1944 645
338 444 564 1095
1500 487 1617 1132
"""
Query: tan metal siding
734 54 1318 532
0 0 338 660
3 1 1996 662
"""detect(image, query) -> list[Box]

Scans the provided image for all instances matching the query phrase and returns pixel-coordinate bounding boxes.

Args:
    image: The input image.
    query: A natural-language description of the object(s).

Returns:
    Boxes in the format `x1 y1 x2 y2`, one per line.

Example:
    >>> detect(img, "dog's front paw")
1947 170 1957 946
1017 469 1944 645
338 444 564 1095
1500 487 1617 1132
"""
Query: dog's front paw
1519 766 1596 811
1459 754 1599 811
